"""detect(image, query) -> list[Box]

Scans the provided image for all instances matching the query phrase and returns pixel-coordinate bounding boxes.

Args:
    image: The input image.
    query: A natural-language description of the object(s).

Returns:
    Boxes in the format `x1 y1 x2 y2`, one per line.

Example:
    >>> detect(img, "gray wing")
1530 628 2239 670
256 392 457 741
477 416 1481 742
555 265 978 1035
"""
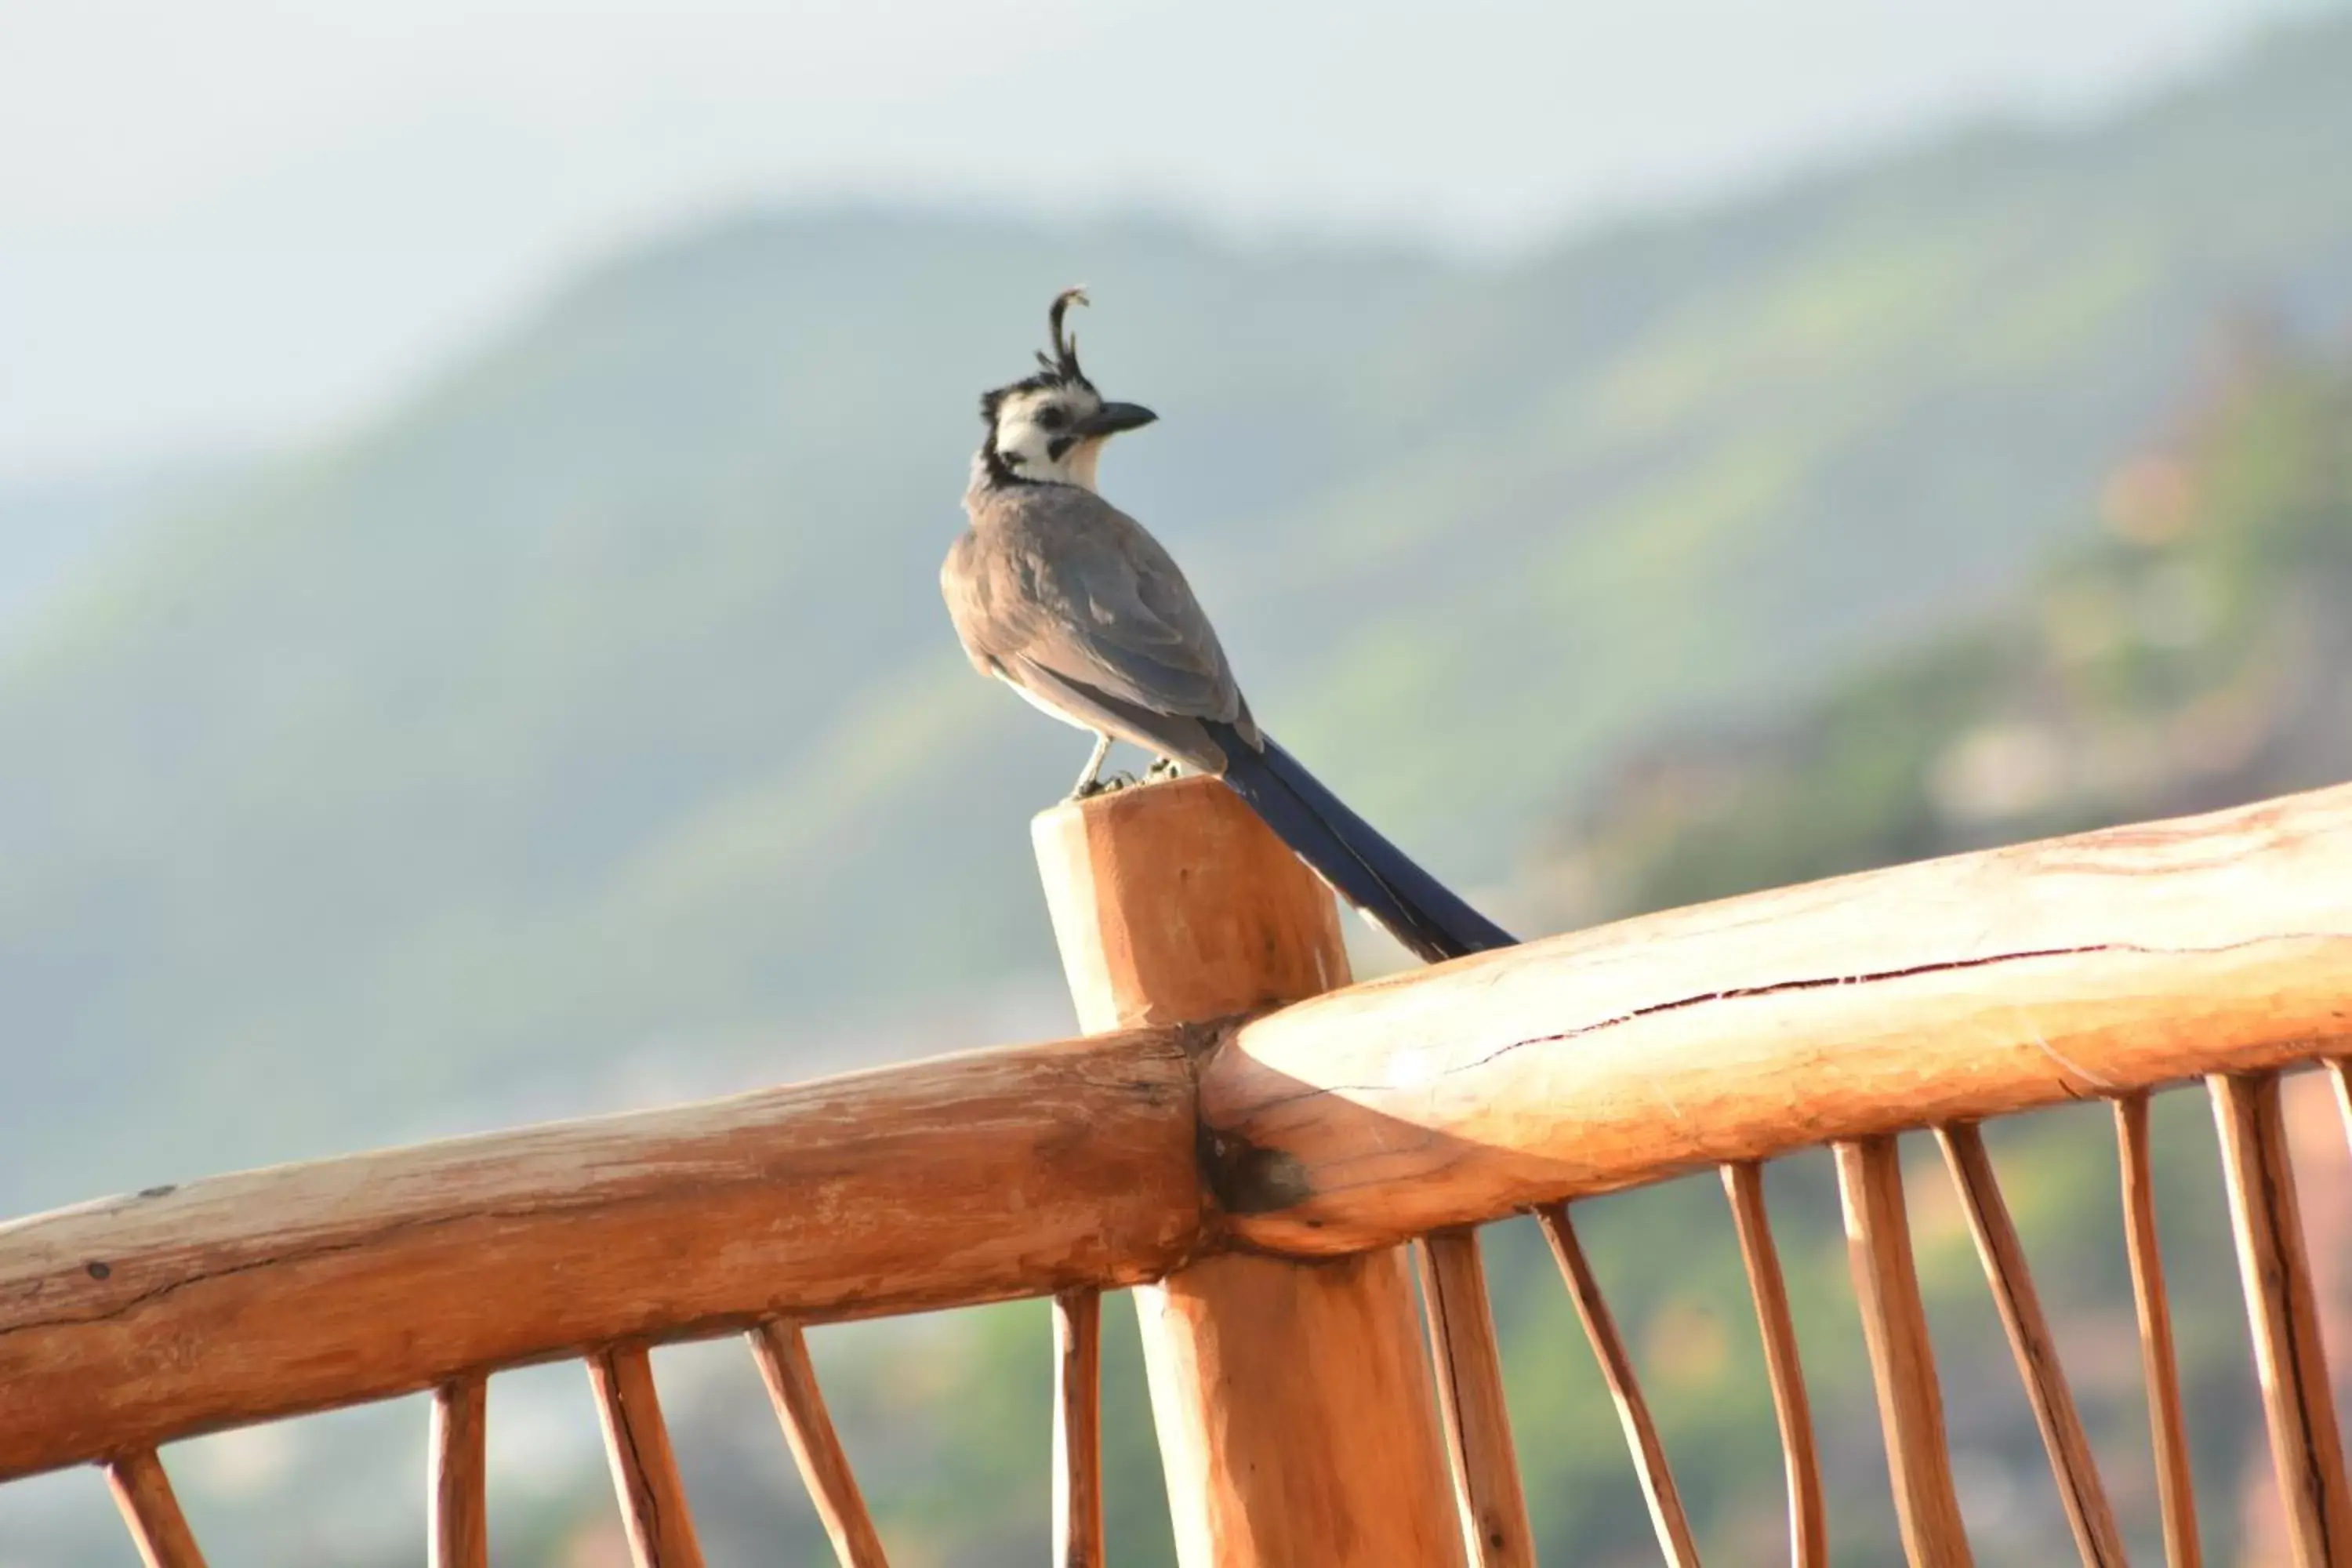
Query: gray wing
943 485 1257 768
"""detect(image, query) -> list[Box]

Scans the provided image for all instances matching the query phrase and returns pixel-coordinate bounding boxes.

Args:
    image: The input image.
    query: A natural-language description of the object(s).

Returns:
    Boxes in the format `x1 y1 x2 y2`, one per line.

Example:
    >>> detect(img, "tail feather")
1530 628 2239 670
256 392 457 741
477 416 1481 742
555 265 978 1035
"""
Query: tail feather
1206 722 1515 964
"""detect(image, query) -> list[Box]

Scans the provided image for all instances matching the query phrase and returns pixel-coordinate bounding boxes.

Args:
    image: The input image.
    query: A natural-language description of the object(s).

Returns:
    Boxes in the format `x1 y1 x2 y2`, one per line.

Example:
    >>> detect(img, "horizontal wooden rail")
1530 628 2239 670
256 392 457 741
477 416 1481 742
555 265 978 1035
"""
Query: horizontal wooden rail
0 1032 1201 1480
1201 783 2352 1251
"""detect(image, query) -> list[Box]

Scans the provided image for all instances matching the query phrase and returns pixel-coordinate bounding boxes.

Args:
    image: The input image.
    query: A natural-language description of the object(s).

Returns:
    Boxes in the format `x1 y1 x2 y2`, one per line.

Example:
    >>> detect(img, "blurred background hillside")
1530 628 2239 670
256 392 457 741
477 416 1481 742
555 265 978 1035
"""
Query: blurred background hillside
3 3 2350 1564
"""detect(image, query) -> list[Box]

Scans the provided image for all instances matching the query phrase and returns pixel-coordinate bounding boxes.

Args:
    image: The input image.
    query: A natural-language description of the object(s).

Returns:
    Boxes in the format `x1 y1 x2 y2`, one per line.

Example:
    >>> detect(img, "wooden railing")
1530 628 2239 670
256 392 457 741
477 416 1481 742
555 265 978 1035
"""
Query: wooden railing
5 776 2352 1566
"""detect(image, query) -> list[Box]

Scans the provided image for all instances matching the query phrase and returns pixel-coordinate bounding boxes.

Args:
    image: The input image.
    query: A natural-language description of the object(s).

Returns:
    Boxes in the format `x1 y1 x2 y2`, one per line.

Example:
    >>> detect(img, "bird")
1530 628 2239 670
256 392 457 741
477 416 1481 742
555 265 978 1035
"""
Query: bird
940 288 1515 964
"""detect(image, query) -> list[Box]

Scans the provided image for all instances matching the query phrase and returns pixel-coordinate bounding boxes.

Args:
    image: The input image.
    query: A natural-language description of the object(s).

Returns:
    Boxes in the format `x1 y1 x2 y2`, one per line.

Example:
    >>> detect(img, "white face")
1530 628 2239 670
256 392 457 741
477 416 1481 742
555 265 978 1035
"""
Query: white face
990 383 1109 492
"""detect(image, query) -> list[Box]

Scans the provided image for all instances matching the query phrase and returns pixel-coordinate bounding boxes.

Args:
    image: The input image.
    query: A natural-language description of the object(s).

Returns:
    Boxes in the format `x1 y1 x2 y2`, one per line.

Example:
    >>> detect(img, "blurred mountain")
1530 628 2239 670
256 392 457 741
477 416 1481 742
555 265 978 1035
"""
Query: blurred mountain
5 15 2352 1218
0 460 241 645
1531 328 2352 925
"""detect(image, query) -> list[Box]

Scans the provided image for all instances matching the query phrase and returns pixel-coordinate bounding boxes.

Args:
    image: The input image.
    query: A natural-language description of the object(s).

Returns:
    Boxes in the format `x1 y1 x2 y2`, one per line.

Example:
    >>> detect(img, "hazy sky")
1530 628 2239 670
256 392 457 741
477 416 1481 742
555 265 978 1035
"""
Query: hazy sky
0 0 2318 481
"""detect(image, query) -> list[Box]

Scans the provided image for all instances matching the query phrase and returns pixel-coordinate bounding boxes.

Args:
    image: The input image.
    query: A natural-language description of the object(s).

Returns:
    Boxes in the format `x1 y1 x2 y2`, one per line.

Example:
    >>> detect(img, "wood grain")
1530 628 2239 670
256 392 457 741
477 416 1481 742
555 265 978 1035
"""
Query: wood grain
1535 1203 1700 1567
2114 1093 2200 1568
747 1321 888 1567
589 1344 706 1568
1936 1123 2123 1565
1720 1160 1826 1568
1201 783 2352 1253
1835 1137 1971 1567
2207 1070 2352 1567
1417 1227 1535 1567
1036 777 1466 1568
1054 1289 1105 1568
1031 775 1348 1036
0 1028 1200 1479
105 1448 207 1568
1135 1247 1468 1568
430 1373 488 1568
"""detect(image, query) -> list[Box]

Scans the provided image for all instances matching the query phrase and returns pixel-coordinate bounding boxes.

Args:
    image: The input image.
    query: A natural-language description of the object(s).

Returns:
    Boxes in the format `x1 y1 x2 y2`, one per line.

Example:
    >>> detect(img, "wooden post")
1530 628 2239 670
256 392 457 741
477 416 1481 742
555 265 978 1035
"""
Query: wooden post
1033 777 1467 1568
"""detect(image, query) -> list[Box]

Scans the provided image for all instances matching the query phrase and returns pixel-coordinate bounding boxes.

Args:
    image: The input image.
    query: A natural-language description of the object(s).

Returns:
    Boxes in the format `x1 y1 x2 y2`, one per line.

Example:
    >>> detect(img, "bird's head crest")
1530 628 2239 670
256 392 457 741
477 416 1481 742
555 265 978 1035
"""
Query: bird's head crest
973 288 1154 493
1039 287 1087 382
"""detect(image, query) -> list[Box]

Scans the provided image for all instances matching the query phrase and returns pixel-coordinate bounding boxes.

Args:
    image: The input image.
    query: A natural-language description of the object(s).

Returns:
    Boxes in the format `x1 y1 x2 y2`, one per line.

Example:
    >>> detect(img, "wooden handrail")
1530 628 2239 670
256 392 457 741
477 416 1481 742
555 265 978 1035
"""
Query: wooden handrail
0 1031 1200 1480
1202 782 2352 1252
7 779 2352 1503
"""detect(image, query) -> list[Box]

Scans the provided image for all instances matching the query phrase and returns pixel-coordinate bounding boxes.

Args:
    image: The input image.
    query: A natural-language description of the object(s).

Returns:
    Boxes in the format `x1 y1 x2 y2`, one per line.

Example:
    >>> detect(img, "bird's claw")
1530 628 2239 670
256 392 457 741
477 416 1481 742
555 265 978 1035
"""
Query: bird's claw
1069 770 1142 801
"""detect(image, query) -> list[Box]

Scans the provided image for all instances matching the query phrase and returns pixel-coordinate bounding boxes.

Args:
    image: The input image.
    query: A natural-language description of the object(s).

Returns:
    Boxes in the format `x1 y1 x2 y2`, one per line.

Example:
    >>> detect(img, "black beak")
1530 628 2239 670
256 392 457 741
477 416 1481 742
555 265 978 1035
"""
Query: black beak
1074 401 1158 438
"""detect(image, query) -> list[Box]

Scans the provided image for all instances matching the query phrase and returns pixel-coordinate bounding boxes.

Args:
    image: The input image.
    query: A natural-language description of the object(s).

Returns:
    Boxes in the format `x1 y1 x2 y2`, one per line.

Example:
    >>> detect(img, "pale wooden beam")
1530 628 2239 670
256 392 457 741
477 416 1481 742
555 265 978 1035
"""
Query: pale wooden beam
1936 1123 2124 1565
1720 1160 1826 1568
1417 1227 1536 1567
1202 782 2352 1254
2114 1093 2201 1568
1054 1288 1105 1568
105 1449 207 1568
2208 1070 2352 1567
1535 1203 1700 1567
0 1025 1199 1481
1835 1136 1971 1568
588 1344 706 1568
746 1321 889 1567
430 1373 488 1568
1035 777 1467 1568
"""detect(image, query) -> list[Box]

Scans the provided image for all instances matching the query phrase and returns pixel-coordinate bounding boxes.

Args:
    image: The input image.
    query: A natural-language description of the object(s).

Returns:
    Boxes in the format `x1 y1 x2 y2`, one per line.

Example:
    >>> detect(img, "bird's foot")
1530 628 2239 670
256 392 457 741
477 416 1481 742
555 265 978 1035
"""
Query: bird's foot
1067 770 1142 802
1144 757 1183 783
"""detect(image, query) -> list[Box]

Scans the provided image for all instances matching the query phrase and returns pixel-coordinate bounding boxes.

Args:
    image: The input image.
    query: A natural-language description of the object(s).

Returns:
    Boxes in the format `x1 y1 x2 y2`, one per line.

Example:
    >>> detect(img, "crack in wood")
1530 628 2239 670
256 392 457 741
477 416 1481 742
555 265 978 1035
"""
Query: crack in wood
1231 933 2350 1112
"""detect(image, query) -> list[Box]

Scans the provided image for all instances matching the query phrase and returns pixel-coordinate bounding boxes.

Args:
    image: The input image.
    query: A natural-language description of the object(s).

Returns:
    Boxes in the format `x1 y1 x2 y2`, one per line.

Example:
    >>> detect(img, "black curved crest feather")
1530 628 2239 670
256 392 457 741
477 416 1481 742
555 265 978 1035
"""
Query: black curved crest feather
1041 286 1087 379
979 286 1096 426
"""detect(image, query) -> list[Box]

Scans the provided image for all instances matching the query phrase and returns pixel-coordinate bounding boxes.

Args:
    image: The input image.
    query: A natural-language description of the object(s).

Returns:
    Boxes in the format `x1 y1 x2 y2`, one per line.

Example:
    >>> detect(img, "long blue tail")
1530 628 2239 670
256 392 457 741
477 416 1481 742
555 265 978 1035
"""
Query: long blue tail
1206 723 1515 964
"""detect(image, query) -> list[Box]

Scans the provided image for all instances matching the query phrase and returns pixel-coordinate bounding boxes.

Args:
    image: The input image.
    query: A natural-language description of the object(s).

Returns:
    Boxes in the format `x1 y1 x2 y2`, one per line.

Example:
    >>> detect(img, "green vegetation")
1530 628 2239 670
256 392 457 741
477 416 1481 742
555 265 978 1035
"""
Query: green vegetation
1542 341 2352 924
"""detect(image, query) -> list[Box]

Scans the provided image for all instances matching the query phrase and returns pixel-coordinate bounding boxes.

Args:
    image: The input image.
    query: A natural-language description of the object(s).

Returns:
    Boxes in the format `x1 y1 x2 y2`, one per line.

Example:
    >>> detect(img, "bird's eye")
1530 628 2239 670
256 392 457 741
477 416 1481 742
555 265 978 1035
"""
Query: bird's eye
1035 406 1068 431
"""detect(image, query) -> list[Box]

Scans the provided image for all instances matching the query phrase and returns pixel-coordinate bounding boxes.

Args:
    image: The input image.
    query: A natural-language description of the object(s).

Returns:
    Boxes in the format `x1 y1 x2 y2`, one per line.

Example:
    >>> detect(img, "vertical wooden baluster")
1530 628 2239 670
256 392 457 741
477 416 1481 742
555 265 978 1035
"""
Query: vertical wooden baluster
105 1449 208 1568
1417 1226 1537 1567
2114 1093 2201 1568
588 1344 708 1568
1054 1288 1107 1568
430 1373 489 1568
748 1321 891 1567
1535 1202 1701 1567
1833 1135 1972 1568
1936 1123 2125 1565
2327 1059 2352 1156
1721 1160 1827 1568
2207 1070 2352 1568
1034 778 1467 1568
